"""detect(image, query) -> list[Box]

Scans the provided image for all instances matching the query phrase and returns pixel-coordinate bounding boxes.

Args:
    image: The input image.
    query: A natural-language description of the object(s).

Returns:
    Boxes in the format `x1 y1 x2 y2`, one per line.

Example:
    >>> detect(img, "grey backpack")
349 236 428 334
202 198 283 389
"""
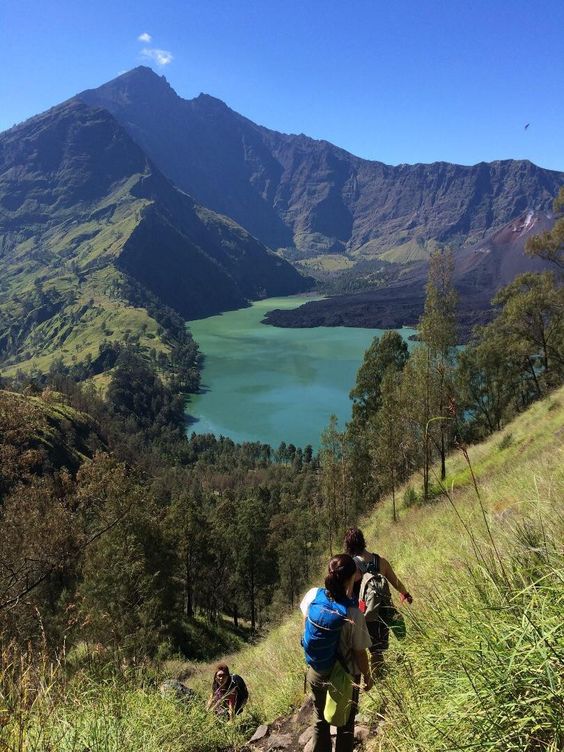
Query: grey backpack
358 554 393 623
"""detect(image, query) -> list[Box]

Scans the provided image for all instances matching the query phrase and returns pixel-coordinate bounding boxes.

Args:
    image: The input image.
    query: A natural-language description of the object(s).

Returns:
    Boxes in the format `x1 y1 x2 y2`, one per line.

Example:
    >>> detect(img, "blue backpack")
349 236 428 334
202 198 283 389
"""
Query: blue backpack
302 589 354 673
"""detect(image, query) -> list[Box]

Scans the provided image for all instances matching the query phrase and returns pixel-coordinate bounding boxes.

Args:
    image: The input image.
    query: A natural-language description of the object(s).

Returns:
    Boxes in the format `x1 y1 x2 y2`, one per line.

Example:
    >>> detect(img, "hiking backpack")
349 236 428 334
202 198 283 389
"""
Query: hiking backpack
302 589 353 673
230 674 248 713
359 554 393 623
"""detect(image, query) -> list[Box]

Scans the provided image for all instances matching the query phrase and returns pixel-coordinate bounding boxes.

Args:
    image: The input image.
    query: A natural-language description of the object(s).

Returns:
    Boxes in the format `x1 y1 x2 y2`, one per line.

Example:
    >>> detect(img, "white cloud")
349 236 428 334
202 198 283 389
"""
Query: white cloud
138 32 152 43
141 47 173 66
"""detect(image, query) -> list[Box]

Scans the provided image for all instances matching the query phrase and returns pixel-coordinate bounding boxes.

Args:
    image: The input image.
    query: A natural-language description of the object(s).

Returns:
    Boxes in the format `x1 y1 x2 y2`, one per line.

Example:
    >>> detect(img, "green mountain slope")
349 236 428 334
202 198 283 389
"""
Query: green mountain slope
0 99 310 377
0 388 105 495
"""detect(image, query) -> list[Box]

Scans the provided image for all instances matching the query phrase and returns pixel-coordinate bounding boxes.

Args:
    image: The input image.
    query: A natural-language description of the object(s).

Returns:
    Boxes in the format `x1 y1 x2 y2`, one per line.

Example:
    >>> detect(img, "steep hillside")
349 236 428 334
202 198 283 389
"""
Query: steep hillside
0 99 309 376
0 388 564 752
6 388 561 751
79 67 564 262
264 211 555 336
0 388 105 496
186 386 563 750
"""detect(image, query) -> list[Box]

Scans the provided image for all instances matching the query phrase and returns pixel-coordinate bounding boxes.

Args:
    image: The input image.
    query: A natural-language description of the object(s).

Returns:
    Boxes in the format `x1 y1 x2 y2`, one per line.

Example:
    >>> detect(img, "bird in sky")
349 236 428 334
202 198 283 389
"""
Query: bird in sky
524 123 530 130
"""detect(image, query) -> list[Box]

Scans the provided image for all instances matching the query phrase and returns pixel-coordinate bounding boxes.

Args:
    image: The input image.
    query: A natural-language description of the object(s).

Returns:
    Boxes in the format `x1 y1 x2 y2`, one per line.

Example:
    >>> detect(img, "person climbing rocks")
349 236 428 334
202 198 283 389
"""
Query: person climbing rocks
344 527 413 677
206 663 248 720
301 554 373 752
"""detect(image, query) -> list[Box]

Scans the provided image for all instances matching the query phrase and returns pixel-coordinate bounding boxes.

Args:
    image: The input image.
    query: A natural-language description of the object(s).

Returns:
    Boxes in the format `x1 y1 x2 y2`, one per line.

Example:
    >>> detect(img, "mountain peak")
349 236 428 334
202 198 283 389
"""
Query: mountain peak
116 65 168 84
76 67 563 258
80 66 177 108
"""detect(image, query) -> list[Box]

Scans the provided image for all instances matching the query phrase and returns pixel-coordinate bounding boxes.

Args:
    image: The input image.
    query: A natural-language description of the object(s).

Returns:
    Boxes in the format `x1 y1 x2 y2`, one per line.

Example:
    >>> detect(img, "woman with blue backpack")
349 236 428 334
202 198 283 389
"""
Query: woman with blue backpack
300 554 373 752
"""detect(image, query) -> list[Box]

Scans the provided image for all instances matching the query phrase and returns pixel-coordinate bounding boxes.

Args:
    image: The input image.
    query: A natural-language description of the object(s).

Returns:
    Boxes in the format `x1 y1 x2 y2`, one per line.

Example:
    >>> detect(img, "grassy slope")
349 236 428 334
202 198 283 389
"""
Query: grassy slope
3 388 562 751
0 189 170 378
189 385 563 749
352 237 439 264
0 388 105 475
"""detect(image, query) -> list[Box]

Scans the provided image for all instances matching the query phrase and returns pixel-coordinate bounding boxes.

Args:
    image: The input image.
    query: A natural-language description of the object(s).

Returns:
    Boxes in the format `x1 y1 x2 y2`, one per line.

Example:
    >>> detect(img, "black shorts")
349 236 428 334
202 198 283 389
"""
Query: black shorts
367 619 389 653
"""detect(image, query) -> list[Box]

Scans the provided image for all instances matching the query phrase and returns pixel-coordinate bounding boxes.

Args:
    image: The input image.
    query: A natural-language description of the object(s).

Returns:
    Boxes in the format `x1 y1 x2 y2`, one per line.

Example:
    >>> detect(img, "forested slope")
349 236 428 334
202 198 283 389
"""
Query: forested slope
2 384 561 751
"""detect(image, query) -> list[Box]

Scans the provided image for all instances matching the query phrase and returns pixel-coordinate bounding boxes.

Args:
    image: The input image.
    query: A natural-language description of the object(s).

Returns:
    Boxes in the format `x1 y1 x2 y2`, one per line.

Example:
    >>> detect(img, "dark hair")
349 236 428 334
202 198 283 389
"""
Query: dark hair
212 663 230 692
325 554 357 602
344 528 366 556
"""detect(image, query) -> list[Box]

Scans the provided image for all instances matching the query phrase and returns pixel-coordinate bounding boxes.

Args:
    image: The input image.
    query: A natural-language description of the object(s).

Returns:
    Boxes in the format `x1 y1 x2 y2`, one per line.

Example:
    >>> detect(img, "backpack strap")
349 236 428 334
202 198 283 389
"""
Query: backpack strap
335 650 351 676
373 553 380 573
359 571 375 602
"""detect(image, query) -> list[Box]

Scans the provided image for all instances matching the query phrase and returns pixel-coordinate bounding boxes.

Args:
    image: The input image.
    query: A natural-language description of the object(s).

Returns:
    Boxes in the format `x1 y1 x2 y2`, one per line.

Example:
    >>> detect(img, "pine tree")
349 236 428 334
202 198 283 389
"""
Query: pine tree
418 247 458 489
368 367 405 521
350 330 409 426
319 415 348 553
348 331 409 509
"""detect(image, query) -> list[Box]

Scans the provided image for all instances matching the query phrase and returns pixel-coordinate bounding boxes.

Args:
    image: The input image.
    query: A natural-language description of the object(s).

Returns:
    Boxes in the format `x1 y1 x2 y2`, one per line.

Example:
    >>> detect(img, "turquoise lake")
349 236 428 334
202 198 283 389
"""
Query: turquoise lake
187 296 416 449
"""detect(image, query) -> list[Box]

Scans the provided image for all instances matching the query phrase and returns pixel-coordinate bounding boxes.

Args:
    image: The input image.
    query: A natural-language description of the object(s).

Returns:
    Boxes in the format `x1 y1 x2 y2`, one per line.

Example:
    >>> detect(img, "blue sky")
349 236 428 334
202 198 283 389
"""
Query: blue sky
2 0 563 170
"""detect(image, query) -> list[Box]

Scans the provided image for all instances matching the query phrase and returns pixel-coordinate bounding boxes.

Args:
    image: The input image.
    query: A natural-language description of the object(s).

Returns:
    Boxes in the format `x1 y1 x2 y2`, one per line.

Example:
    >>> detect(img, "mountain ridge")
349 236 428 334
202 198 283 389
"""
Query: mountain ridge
78 66 564 259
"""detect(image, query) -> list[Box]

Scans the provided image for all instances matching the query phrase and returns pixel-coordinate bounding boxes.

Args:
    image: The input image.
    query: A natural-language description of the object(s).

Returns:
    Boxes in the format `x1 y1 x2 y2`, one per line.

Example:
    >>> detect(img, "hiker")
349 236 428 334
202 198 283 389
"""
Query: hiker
206 663 248 720
344 527 412 676
301 554 373 752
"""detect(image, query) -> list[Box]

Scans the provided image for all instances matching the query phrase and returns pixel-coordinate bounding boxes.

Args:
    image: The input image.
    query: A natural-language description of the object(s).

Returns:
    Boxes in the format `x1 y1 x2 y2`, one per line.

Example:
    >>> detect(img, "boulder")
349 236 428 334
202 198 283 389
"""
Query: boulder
266 733 293 750
354 725 370 744
299 726 313 746
158 679 195 701
249 724 270 744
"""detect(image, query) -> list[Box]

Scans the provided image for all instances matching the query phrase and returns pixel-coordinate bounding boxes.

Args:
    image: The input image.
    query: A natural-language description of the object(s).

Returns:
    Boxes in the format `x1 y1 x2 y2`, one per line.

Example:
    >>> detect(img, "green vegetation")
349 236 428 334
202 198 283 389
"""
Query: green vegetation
0 197 562 749
0 97 308 388
296 254 355 272
2 384 561 751
354 236 439 265
187 386 564 749
0 150 198 386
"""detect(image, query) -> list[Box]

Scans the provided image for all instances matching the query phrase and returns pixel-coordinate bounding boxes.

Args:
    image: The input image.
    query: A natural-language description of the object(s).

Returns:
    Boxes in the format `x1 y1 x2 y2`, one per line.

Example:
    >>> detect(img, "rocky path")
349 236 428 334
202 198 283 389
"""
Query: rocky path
244 697 376 752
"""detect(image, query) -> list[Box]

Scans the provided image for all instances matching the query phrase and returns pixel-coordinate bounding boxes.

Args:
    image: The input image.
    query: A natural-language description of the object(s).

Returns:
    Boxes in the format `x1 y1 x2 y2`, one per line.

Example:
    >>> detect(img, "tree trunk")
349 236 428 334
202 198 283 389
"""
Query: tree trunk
527 357 542 398
250 567 256 631
233 603 238 629
184 550 193 618
423 349 431 502
391 468 397 523
440 431 446 481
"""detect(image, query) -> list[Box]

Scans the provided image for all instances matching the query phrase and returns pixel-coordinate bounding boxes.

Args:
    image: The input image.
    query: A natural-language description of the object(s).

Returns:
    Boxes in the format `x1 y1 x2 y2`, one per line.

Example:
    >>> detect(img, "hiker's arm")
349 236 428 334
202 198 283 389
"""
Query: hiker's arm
380 557 411 600
226 689 237 720
354 649 373 691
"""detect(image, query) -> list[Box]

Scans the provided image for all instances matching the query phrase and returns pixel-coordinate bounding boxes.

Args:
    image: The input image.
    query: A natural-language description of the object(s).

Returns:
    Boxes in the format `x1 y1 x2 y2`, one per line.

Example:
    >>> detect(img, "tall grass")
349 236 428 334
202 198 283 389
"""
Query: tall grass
365 503 563 751
358 392 564 751
2 389 562 751
0 645 252 752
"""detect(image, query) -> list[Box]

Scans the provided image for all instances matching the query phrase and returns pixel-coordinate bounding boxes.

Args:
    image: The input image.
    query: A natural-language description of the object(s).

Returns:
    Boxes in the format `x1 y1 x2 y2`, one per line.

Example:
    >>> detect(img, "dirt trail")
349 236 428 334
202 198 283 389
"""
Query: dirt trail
243 697 377 752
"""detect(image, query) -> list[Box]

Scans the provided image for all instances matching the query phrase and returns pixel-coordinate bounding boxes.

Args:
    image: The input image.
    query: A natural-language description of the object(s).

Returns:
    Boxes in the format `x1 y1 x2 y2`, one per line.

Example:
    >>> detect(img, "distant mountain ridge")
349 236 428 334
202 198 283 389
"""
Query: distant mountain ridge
79 66 564 260
1 66 562 375
0 98 309 375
